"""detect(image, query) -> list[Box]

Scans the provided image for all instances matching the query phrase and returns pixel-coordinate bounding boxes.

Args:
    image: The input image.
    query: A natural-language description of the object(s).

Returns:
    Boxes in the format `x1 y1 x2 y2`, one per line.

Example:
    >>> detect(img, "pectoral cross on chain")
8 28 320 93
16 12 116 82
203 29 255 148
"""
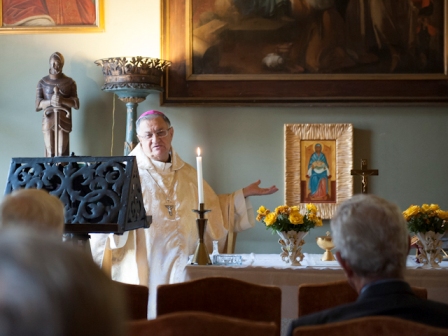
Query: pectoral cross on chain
351 159 379 194
165 204 174 216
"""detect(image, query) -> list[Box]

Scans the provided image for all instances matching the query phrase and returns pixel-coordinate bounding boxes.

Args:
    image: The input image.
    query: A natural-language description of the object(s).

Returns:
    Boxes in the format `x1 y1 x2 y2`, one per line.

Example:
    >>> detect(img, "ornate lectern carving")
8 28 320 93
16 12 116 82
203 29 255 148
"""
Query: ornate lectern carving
4 156 151 236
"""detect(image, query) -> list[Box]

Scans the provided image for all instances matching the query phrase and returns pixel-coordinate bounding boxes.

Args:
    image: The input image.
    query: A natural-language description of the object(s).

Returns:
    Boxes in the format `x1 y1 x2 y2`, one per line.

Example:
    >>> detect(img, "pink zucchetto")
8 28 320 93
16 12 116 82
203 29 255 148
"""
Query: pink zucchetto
138 110 166 120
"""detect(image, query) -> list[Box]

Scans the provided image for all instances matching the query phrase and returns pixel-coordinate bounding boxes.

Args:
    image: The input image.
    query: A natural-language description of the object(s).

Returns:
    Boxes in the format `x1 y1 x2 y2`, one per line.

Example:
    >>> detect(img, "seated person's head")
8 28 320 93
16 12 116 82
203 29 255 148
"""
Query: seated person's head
0 228 126 336
0 189 65 236
331 194 409 281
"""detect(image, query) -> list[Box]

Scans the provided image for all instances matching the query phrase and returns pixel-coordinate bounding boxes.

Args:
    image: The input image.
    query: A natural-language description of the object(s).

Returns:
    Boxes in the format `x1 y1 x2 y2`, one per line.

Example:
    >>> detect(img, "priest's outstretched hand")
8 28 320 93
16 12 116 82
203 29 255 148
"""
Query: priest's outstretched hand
243 179 278 197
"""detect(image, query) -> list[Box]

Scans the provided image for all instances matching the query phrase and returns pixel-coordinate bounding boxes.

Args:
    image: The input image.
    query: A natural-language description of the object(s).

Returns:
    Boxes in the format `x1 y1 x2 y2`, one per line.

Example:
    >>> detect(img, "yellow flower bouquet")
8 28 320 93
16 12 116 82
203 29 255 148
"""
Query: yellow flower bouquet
403 204 448 234
256 203 323 233
403 203 448 268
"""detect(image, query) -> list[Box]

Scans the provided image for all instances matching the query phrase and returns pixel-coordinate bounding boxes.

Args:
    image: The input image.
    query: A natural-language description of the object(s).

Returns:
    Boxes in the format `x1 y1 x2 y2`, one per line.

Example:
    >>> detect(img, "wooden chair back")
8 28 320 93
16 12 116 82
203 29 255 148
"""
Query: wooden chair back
298 280 427 317
292 315 448 336
411 285 428 299
127 311 277 336
115 282 149 320
157 277 281 336
298 280 357 317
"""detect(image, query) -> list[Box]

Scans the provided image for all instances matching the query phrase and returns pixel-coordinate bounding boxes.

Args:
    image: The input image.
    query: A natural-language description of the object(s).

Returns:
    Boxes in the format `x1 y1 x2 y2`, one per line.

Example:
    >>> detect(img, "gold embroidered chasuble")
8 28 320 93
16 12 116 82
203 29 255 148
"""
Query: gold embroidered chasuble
90 144 254 318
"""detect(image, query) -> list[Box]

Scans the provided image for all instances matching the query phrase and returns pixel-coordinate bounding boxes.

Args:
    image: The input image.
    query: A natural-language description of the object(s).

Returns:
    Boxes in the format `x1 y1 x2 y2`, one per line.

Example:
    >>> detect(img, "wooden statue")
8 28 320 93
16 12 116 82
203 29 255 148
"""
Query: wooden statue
35 52 79 157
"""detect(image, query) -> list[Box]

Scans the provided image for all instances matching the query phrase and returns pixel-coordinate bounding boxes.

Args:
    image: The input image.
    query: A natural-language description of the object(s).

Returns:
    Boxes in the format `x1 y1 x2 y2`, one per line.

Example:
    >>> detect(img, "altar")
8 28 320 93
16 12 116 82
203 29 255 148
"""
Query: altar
185 254 448 319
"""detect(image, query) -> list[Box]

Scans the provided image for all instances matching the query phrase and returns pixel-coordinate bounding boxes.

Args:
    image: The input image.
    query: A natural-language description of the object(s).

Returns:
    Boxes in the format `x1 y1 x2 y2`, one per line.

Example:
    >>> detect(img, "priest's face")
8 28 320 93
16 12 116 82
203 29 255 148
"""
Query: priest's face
137 116 174 162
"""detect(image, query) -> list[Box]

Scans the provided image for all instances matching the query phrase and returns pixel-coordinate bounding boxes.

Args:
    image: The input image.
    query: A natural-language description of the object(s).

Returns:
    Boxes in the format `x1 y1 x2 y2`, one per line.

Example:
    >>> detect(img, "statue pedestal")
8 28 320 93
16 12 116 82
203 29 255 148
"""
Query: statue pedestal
94 56 171 155
103 87 160 155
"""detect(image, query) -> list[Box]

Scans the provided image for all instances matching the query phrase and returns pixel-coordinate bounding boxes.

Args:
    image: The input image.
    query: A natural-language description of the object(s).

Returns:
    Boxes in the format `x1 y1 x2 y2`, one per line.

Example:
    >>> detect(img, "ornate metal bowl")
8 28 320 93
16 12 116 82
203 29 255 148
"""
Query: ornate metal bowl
316 231 336 261
94 56 171 91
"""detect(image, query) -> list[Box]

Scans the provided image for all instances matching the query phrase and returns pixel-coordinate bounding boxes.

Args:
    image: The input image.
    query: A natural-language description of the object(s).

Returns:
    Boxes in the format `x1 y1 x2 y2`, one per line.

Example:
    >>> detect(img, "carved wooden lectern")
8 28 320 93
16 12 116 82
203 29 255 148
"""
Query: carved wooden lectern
4 156 151 243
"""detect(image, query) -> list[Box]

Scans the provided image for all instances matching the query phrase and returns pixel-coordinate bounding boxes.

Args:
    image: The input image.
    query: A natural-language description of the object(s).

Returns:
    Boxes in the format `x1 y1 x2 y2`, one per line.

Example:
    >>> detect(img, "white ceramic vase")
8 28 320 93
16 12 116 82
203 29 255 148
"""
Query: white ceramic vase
277 230 308 266
416 231 444 268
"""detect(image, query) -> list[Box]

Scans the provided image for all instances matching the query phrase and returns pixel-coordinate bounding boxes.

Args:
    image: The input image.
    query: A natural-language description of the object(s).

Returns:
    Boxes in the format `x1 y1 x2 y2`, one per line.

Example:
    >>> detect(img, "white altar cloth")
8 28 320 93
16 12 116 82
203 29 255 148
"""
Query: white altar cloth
185 254 448 319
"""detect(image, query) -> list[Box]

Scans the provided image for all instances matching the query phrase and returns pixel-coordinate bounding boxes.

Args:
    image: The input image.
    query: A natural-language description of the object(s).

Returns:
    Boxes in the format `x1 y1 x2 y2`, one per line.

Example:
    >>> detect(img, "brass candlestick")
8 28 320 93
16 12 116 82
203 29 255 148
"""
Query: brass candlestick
191 203 212 265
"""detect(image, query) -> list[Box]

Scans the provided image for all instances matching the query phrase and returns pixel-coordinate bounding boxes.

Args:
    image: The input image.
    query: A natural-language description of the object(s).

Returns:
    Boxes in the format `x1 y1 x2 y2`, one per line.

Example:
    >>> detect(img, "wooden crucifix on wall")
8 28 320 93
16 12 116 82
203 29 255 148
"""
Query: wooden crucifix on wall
351 159 378 194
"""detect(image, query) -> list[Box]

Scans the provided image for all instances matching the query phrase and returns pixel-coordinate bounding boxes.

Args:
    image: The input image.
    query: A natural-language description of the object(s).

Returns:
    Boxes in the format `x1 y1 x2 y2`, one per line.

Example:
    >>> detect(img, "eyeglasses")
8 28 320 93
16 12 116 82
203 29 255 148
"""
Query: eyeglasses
138 127 172 140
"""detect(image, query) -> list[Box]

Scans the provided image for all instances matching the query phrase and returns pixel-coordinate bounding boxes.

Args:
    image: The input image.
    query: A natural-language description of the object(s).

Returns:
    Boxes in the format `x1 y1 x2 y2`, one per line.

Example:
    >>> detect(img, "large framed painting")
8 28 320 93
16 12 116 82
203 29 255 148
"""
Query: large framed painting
0 0 104 34
284 123 353 219
161 0 448 105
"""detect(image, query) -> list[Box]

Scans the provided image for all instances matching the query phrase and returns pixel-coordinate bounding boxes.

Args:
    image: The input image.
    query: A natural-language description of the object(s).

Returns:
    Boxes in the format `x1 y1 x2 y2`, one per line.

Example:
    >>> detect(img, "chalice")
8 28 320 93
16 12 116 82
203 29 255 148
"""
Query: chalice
316 231 336 261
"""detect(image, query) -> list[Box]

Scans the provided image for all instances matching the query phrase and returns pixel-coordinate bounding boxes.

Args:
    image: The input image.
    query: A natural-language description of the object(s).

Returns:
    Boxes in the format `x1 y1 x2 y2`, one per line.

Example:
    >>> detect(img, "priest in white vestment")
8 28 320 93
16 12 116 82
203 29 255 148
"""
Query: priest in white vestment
90 110 278 318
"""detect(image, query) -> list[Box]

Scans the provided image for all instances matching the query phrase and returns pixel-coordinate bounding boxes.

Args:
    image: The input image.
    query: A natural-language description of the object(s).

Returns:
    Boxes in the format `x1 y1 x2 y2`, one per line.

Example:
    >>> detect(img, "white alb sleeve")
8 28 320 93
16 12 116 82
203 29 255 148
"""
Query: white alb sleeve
108 231 129 249
233 189 255 232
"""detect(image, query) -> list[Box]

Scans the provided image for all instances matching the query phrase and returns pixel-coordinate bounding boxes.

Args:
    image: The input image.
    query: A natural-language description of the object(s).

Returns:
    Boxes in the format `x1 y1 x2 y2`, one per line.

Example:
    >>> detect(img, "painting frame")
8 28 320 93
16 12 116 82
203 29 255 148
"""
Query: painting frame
0 0 104 34
284 123 353 219
161 0 448 105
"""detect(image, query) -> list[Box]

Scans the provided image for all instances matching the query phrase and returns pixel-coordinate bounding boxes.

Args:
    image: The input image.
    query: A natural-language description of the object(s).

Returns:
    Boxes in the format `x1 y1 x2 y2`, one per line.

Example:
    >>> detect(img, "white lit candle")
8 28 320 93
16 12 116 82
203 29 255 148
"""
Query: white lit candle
196 147 204 205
